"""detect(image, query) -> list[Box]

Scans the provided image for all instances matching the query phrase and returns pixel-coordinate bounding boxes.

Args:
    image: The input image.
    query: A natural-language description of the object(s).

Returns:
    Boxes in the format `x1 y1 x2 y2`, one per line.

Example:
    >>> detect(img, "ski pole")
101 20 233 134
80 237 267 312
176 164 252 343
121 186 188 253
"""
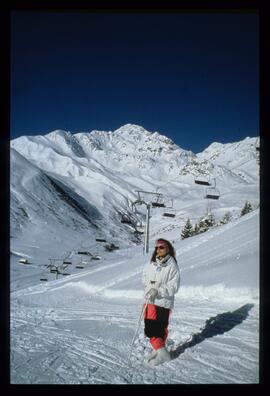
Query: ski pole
127 299 149 365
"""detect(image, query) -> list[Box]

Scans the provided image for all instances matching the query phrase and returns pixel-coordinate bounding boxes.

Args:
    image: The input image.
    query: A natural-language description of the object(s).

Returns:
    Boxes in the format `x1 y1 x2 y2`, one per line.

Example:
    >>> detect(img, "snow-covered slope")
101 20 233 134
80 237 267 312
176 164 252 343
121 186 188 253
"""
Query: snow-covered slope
10 209 259 384
10 124 260 383
11 148 102 232
197 137 259 172
11 124 193 177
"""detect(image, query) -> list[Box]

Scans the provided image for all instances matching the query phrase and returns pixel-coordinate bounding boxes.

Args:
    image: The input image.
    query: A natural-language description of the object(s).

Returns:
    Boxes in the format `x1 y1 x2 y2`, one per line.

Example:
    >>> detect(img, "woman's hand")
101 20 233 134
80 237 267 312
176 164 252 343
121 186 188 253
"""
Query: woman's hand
145 288 158 303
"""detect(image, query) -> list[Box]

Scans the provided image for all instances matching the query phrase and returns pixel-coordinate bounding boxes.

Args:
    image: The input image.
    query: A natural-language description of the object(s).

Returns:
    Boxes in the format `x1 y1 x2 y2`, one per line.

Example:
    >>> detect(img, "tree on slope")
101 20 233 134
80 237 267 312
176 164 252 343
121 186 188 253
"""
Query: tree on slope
195 213 216 234
181 218 193 239
219 211 232 225
240 201 252 216
193 223 200 235
204 213 216 228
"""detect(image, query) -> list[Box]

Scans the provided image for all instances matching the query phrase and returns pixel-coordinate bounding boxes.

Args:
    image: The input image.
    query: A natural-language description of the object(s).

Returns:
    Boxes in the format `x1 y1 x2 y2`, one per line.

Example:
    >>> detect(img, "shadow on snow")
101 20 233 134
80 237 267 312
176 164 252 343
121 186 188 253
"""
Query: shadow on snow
170 303 254 360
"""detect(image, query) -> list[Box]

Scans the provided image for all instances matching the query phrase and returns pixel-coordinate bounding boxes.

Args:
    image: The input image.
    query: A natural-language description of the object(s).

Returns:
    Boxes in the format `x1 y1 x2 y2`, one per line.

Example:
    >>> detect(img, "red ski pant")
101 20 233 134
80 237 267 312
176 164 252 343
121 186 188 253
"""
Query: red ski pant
144 303 171 350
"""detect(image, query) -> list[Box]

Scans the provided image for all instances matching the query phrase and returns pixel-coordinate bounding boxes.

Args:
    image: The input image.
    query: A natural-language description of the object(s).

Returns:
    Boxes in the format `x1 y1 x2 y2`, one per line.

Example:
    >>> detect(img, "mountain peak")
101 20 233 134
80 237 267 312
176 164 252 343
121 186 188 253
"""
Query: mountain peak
113 124 150 136
46 129 70 138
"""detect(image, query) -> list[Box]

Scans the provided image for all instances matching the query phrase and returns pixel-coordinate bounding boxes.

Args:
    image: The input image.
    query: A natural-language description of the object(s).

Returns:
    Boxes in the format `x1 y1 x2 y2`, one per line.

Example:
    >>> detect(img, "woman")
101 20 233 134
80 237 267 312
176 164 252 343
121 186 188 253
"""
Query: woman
142 238 180 366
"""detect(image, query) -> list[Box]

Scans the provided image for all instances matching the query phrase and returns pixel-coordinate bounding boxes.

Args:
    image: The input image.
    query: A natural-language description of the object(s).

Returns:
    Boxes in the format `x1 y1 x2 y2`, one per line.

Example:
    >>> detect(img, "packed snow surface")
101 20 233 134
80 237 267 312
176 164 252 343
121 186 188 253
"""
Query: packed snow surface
10 125 259 384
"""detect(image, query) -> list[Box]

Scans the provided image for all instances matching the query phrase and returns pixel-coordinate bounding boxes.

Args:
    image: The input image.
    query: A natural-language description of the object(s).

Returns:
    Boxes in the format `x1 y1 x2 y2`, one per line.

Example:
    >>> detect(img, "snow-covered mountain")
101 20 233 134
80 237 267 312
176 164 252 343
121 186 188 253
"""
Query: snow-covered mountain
10 124 259 246
10 124 260 384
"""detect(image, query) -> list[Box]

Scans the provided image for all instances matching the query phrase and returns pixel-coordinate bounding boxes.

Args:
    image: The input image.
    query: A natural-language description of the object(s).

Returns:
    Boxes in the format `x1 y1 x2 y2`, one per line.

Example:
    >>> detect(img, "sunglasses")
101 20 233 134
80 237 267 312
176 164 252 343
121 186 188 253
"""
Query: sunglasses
155 245 166 250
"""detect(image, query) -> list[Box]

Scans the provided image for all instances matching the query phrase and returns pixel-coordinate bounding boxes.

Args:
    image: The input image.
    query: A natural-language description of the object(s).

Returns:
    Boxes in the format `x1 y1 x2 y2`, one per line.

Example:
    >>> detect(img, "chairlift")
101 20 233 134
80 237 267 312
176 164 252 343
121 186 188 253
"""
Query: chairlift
75 265 85 269
62 273 70 276
163 208 176 218
39 273 48 282
63 261 72 265
152 196 165 208
78 251 92 256
120 215 133 224
204 188 220 200
194 177 211 186
105 244 117 252
152 202 165 207
96 238 107 242
19 258 29 264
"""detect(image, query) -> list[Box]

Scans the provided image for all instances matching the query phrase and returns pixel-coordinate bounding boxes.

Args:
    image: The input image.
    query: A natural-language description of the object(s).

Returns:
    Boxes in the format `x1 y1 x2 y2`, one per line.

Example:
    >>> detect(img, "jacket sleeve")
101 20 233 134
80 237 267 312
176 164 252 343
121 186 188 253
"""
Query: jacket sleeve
158 263 180 299
142 262 148 288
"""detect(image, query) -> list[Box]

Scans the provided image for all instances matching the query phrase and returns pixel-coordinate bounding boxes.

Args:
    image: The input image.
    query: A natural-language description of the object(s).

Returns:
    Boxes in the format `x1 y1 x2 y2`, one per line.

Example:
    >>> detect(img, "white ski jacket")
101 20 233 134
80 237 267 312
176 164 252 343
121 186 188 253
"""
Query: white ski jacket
142 254 180 309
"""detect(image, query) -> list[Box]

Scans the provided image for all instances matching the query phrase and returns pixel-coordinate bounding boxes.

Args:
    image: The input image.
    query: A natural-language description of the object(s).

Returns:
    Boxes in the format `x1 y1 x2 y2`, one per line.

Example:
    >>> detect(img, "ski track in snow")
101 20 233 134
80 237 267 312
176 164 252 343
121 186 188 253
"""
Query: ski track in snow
11 235 259 386
11 293 259 384
10 216 259 384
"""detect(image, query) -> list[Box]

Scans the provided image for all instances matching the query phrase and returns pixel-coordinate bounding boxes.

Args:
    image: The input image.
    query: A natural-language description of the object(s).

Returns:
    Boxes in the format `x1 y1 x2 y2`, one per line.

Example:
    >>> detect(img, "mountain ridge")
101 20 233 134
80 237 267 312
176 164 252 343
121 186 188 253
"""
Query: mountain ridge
10 123 259 266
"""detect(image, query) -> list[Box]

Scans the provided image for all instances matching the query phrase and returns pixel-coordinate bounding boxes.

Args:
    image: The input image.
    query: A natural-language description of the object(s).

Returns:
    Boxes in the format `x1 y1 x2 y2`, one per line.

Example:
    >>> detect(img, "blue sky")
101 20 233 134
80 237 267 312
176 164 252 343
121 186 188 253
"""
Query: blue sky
11 11 259 153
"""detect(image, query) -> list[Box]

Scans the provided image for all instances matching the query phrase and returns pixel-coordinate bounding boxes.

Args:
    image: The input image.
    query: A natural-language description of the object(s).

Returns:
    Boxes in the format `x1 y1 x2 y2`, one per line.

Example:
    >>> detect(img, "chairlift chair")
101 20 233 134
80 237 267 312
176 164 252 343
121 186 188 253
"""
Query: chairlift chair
163 208 176 218
91 256 101 260
194 177 211 186
40 274 48 281
152 196 165 208
120 215 132 224
152 202 165 208
78 251 92 255
19 258 29 264
204 188 220 200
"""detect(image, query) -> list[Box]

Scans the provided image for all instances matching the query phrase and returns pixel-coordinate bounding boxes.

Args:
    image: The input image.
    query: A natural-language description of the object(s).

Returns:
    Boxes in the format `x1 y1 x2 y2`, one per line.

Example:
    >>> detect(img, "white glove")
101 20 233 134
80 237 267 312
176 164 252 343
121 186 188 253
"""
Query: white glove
145 288 158 303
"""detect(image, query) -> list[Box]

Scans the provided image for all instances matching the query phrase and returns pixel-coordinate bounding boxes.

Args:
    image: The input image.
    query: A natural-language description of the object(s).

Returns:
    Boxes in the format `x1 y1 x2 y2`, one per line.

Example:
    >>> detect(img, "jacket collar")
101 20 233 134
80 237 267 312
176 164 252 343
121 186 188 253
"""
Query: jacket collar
155 254 171 266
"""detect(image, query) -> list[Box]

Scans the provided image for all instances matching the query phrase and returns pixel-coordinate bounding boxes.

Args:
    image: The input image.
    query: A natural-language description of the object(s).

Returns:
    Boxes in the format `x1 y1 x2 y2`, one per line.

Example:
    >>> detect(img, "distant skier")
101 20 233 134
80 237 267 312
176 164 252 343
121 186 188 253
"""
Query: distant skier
142 238 180 366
